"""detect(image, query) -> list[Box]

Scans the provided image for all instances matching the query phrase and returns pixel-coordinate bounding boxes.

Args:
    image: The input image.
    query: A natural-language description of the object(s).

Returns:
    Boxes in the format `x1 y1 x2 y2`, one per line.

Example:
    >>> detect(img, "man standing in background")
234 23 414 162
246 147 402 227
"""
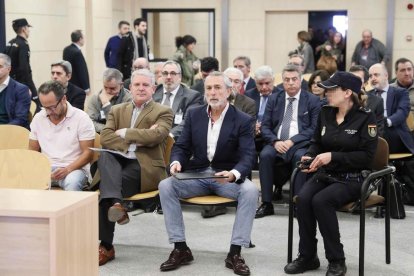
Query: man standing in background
104 21 130 69
63 30 90 94
351 29 389 69
5 18 38 109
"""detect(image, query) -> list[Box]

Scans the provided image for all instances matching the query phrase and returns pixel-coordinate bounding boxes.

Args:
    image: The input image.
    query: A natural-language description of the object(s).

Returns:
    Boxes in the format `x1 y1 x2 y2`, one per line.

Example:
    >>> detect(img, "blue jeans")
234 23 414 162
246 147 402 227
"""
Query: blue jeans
159 172 258 247
51 167 88 191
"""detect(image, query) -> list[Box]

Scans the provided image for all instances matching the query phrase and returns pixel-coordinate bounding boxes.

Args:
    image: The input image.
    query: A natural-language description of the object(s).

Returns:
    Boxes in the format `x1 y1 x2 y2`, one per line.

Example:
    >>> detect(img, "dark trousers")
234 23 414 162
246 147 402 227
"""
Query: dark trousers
98 151 141 245
384 126 410 153
296 173 361 261
259 145 306 202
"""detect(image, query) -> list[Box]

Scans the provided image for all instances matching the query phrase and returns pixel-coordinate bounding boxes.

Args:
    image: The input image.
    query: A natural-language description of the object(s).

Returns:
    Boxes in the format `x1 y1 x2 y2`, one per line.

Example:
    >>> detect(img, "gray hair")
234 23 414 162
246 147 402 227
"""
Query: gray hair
223 67 243 81
233 56 251 67
254 65 274 80
131 69 155 85
0 53 11 67
288 54 305 66
282 64 302 79
103 68 123 83
206 71 232 88
51 60 72 75
38 80 65 99
163 60 182 74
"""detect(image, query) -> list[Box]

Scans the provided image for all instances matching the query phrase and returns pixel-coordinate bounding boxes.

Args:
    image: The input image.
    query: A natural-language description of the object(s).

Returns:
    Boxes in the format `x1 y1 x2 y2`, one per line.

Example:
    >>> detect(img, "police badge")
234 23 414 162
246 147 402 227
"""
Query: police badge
321 126 326 136
368 124 377 137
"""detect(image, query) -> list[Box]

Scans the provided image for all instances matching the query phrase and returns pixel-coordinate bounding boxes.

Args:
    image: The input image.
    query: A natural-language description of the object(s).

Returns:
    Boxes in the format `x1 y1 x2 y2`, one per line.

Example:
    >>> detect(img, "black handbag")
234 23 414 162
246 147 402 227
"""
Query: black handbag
378 176 406 219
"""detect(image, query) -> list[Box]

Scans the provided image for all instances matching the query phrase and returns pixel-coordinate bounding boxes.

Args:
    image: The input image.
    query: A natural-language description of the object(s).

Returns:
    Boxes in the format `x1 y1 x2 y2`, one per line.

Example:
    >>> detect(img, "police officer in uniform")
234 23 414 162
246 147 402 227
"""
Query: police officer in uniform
284 72 378 276
5 18 38 109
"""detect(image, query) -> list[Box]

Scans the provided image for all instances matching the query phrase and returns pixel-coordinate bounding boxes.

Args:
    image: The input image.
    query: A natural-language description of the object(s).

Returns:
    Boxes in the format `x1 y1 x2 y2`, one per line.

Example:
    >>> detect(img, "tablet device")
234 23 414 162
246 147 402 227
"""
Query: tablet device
173 172 227 180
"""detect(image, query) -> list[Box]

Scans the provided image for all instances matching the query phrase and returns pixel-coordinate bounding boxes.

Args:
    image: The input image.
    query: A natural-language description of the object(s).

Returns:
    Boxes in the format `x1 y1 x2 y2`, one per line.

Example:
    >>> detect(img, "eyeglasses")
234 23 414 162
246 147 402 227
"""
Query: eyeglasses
161 71 180 77
42 97 63 111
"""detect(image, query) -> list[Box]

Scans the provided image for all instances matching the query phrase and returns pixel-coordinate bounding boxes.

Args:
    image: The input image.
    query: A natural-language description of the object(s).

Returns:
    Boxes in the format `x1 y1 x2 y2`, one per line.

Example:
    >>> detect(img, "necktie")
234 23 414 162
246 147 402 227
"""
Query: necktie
163 92 171 106
376 89 384 97
280 97 296 141
240 81 246 95
258 95 268 122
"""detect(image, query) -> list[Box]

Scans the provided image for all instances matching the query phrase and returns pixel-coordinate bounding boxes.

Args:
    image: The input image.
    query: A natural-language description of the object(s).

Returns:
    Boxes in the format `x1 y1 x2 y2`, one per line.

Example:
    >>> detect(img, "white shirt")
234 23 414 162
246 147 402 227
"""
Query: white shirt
29 102 95 169
162 85 180 108
0 76 10 93
243 77 251 90
277 91 301 140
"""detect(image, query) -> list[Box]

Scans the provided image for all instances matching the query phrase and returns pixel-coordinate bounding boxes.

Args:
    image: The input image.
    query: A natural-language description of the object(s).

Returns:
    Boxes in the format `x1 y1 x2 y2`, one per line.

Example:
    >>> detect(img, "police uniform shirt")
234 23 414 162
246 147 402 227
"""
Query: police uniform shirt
306 105 378 173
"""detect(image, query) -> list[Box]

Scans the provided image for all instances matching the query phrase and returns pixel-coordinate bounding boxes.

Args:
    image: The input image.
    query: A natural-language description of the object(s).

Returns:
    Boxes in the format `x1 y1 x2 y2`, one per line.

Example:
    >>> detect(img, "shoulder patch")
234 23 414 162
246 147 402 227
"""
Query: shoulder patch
368 124 377 137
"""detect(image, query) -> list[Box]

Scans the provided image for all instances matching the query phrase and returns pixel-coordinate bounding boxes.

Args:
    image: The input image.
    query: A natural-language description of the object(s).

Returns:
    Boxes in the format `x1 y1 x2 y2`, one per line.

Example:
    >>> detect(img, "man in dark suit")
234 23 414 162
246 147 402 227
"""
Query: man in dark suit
153 60 202 139
369 63 414 153
0 53 31 129
158 71 258 275
275 54 309 93
233 56 256 93
350 65 385 136
50 60 86 110
256 64 321 218
98 69 173 266
63 30 90 93
191 56 219 98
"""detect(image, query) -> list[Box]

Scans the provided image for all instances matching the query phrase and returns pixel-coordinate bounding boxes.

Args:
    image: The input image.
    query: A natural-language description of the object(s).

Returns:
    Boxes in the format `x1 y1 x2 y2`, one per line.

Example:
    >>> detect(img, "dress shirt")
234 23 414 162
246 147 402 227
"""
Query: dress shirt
162 85 180 108
277 91 301 140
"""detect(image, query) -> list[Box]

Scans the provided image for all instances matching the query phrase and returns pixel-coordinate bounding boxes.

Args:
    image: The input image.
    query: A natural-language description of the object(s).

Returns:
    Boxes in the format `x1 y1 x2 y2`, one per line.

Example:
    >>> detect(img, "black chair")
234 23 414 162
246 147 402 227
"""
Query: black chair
287 137 395 276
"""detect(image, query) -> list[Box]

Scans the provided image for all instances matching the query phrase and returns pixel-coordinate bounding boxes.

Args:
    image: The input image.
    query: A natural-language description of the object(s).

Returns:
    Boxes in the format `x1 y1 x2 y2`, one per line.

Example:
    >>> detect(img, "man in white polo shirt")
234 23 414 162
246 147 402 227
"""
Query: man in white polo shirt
29 80 95 190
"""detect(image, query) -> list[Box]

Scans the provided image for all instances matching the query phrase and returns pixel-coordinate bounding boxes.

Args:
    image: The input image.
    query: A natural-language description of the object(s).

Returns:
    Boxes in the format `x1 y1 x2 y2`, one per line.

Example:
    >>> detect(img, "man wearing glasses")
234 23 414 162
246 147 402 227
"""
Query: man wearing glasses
29 80 95 191
275 54 310 93
153 60 202 139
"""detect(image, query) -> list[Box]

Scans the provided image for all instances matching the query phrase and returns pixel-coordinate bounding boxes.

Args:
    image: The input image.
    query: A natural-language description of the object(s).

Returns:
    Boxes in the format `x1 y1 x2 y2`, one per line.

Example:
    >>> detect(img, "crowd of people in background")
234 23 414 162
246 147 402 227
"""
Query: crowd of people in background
2 16 414 276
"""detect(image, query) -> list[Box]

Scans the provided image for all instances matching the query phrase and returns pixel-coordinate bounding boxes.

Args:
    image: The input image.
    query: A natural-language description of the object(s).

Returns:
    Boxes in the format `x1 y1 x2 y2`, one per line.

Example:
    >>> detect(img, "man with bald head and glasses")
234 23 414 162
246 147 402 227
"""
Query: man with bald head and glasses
29 80 95 191
153 60 202 139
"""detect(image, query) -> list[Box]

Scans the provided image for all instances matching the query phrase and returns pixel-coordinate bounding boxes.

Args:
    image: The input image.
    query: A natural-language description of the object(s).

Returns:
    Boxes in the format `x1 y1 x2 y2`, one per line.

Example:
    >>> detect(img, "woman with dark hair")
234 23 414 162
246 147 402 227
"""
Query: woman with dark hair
171 35 199 86
317 32 345 73
308 70 330 100
284 72 377 276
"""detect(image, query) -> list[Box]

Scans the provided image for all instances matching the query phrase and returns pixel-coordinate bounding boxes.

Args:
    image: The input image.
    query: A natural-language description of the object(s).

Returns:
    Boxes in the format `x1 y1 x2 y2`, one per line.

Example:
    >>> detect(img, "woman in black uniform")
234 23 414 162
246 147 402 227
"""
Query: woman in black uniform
284 72 378 276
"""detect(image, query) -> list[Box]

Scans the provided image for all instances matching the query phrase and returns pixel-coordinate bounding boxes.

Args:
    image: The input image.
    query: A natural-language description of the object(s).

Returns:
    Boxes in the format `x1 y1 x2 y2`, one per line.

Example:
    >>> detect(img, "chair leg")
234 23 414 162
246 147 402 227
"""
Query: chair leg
385 174 391 264
359 193 366 276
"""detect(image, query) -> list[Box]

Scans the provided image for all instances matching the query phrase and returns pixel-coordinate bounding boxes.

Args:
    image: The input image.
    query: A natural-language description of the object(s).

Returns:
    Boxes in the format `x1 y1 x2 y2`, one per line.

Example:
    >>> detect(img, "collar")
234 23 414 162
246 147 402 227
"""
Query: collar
206 102 230 120
72 43 81 50
132 98 152 109
397 80 414 89
243 76 251 84
285 90 301 101
0 76 10 93
163 84 180 96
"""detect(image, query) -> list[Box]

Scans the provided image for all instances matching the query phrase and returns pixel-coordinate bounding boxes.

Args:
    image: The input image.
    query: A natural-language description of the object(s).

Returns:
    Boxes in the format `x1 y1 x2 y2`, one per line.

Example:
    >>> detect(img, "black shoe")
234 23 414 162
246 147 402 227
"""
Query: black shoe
201 206 227 218
155 203 163 215
284 255 320 274
326 260 347 276
272 187 283 201
255 203 274 218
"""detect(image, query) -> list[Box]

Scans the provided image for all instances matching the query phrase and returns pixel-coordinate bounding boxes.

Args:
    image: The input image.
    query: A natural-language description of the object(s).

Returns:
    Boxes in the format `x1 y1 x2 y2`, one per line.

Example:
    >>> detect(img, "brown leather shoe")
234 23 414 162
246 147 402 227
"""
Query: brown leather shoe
160 248 194 271
225 253 251 275
108 203 130 225
99 245 115 266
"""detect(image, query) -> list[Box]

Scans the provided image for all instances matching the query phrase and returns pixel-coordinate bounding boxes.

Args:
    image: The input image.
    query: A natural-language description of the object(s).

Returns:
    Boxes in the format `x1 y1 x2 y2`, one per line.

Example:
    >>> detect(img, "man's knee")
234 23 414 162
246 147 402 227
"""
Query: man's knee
240 180 259 201
259 145 276 162
159 177 174 195
62 170 87 191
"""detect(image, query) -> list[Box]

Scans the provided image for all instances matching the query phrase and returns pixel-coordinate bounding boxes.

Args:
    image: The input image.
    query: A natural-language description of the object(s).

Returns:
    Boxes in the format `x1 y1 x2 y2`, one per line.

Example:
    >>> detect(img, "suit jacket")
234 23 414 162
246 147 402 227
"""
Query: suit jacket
261 90 321 161
366 92 384 137
3 78 31 129
245 87 278 117
100 100 173 192
63 44 90 91
370 86 414 153
191 79 205 98
245 77 256 91
172 104 256 180
66 82 86 110
153 84 202 137
233 93 256 118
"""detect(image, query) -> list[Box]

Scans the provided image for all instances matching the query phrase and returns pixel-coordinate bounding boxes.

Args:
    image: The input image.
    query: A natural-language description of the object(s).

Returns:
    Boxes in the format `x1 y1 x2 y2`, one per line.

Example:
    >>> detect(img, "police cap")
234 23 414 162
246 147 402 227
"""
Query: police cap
318 71 362 94
12 18 32 28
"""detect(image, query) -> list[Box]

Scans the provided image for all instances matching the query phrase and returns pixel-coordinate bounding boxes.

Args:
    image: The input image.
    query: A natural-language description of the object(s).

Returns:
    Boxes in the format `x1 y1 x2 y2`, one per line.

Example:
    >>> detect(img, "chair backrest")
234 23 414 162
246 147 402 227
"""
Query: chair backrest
372 137 389 170
0 125 30 150
164 135 175 166
0 149 50 189
406 111 414 132
28 100 37 123
92 132 101 163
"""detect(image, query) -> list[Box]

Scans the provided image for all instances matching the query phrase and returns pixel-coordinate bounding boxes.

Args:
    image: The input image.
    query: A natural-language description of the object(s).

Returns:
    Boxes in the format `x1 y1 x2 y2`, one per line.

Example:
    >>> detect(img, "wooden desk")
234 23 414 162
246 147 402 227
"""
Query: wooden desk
0 189 98 276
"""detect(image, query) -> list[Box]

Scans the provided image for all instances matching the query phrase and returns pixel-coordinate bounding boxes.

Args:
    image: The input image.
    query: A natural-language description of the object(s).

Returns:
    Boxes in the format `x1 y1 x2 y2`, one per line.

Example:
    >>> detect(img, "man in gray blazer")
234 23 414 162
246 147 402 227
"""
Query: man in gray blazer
153 60 202 139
